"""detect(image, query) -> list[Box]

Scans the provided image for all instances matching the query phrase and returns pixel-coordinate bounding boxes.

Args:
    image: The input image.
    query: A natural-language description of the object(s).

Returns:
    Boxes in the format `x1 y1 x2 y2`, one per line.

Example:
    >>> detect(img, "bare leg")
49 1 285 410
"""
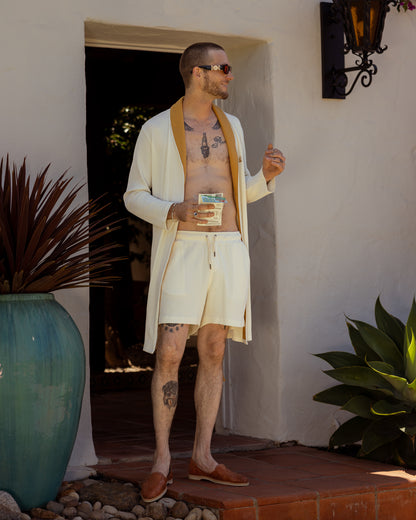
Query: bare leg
151 323 189 476
192 324 228 472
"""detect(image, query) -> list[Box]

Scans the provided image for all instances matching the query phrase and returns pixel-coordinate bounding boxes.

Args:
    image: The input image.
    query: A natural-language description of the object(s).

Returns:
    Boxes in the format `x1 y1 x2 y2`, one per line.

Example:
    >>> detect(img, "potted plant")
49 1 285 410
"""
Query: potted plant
0 157 121 510
313 297 416 467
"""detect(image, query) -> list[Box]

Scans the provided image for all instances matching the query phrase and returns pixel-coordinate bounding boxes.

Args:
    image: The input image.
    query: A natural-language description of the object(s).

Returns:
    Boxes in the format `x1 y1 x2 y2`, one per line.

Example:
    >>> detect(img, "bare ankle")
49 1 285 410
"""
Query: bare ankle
191 452 217 472
152 452 171 472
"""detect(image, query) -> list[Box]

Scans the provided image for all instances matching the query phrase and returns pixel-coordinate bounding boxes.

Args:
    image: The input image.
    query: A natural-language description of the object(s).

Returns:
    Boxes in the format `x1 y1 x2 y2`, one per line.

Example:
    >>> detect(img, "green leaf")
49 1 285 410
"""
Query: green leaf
367 360 396 375
313 384 366 406
375 297 405 352
360 442 395 464
351 319 404 373
367 361 416 404
371 400 410 416
314 351 366 369
367 360 407 391
360 419 402 455
405 330 416 383
342 395 374 419
329 416 371 448
347 321 379 361
324 366 395 395
405 298 416 345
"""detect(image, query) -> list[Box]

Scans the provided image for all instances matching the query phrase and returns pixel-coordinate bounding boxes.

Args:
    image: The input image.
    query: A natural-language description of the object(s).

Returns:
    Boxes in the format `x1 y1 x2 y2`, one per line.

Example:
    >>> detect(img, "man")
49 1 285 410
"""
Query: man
124 42 285 503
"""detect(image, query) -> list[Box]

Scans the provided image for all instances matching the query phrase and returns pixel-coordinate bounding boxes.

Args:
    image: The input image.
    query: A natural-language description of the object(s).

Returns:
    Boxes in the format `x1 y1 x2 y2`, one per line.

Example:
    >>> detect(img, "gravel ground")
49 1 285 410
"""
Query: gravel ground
0 478 218 520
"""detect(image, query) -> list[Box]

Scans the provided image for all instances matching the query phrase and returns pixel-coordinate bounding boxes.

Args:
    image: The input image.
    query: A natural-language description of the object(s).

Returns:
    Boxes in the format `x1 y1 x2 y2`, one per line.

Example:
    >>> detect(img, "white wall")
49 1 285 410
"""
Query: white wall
274 4 416 445
1 0 415 471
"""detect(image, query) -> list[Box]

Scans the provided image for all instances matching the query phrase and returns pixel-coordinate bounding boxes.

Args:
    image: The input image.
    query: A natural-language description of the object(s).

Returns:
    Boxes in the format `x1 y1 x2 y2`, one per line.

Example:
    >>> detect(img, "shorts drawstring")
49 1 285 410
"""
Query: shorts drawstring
206 234 217 270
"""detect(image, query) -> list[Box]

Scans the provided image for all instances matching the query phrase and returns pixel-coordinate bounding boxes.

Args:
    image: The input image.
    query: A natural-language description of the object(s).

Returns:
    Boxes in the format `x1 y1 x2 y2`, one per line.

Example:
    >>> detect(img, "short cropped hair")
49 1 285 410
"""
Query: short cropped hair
179 42 225 88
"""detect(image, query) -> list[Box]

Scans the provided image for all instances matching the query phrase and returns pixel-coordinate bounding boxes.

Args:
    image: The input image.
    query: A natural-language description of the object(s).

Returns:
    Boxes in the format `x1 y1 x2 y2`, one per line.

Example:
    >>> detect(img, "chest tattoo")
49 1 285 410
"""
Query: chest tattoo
201 133 210 158
184 119 227 160
212 135 226 148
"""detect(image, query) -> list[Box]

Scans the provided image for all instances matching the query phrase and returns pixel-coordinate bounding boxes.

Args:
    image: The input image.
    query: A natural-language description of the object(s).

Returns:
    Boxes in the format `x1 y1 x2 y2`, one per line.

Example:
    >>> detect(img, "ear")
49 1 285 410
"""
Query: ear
192 66 202 79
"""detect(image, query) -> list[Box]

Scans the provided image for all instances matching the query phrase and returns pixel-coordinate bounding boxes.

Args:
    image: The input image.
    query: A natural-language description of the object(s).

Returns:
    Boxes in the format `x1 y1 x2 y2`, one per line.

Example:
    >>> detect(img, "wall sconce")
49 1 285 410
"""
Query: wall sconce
320 0 398 98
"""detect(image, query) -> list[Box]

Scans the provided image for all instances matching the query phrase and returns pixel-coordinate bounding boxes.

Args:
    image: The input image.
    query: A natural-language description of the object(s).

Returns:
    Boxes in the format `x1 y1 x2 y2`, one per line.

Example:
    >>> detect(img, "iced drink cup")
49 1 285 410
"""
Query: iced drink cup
197 193 227 226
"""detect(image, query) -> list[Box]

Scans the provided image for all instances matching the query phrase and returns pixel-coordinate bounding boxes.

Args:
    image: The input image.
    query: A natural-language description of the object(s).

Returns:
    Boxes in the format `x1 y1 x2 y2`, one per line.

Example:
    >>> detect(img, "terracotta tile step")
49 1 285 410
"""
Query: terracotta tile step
94 446 416 520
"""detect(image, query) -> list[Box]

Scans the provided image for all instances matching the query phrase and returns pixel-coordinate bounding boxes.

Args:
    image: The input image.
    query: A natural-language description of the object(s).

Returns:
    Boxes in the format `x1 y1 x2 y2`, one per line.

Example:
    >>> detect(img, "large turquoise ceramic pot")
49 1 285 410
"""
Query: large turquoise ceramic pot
0 294 85 511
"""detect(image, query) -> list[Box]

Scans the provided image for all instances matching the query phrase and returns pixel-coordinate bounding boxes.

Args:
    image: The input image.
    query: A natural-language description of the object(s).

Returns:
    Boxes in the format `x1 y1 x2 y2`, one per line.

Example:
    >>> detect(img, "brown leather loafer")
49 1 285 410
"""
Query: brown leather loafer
188 459 249 487
141 469 173 503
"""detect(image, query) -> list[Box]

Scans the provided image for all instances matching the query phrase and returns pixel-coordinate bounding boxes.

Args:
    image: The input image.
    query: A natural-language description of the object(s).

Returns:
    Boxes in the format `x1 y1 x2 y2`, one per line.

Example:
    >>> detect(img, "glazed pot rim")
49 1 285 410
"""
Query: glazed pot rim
0 293 55 301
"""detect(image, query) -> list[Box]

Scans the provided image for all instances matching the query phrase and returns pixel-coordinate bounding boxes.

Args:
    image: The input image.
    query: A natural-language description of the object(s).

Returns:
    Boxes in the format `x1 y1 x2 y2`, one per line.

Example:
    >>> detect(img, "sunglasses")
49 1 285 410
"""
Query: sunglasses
196 64 232 75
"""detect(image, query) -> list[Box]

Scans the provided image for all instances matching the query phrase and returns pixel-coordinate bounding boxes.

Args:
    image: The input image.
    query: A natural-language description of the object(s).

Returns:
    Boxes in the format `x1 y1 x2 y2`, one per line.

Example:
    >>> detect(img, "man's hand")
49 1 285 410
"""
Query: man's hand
168 199 215 223
262 143 286 182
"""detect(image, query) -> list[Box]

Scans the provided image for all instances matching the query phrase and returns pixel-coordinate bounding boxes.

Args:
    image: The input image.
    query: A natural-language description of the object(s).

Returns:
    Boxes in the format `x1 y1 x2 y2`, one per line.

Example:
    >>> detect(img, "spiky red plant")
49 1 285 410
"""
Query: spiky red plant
0 157 122 293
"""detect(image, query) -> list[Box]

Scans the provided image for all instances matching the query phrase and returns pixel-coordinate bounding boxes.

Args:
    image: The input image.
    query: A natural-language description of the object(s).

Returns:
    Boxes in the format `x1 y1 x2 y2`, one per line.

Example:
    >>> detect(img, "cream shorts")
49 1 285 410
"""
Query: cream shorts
159 231 250 330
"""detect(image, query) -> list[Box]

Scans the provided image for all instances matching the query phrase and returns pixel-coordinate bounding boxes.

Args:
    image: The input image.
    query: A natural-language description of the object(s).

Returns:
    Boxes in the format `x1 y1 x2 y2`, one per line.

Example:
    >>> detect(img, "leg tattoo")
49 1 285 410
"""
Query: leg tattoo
163 323 184 333
162 380 178 410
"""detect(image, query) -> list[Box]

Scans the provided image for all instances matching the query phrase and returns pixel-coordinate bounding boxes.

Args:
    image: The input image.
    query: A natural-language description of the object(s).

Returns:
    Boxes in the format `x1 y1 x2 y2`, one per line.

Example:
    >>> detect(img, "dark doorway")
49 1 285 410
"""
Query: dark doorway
85 47 185 385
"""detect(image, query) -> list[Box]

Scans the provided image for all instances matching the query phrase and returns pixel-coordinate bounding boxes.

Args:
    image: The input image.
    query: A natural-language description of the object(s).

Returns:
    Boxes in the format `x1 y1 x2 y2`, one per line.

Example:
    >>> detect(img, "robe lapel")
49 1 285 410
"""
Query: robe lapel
212 104 241 231
170 97 187 178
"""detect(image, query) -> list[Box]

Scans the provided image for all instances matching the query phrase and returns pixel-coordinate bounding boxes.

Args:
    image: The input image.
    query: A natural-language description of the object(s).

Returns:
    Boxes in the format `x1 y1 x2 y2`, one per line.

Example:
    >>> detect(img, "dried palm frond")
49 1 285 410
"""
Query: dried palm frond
0 156 123 293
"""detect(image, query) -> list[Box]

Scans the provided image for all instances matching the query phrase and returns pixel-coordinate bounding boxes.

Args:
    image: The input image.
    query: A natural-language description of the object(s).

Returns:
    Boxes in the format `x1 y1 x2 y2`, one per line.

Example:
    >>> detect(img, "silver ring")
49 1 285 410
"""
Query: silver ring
193 211 198 217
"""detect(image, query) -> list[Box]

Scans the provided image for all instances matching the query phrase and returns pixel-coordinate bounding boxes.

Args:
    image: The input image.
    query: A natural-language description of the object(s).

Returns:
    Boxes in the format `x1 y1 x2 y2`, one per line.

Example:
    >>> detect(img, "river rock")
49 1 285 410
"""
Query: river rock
145 502 165 520
116 512 136 520
46 503 64 515
30 508 59 520
79 484 139 512
159 499 176 510
201 511 217 520
184 509 202 520
89 511 106 520
170 502 189 519
59 496 79 509
101 506 117 517
78 502 92 513
62 507 77 519
0 492 20 513
131 505 145 517
77 502 93 518
0 505 21 520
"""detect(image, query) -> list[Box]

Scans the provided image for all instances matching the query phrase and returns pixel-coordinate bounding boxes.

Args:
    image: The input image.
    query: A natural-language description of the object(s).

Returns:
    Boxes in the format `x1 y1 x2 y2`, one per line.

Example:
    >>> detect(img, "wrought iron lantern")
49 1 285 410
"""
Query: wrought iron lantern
320 0 398 98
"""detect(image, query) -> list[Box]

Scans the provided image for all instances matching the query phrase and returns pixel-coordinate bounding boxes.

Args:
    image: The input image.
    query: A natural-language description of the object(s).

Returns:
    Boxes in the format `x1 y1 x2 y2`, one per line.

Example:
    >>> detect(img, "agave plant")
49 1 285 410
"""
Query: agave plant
0 156 121 293
313 297 416 467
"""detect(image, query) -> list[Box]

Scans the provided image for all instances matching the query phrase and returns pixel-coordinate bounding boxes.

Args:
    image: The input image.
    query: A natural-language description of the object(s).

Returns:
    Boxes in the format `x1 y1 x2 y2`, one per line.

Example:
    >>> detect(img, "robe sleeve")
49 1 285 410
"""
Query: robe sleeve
124 126 173 230
233 118 276 203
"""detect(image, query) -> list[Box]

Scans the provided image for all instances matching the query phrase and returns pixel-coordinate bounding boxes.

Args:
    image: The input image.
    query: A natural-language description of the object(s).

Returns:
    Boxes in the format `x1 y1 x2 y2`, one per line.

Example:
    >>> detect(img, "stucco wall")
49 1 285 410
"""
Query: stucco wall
1 0 415 472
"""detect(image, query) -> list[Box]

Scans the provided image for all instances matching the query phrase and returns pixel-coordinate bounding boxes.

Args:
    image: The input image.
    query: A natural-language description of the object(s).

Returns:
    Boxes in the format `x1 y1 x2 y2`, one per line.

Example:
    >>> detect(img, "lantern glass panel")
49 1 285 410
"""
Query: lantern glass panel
349 0 382 50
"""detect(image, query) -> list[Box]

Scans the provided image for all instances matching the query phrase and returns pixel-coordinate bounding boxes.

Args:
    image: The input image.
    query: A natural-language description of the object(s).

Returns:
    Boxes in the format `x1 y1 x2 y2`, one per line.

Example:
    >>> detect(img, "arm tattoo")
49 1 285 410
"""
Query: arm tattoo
162 380 178 410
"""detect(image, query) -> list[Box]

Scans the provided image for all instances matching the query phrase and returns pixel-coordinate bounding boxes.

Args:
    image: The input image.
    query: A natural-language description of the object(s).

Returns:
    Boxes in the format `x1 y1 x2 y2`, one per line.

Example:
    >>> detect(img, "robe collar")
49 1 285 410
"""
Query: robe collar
170 97 240 230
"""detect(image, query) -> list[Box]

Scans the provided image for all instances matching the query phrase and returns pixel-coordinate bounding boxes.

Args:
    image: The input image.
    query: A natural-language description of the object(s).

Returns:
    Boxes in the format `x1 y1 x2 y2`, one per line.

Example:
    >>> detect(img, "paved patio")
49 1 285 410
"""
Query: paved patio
91 385 416 520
